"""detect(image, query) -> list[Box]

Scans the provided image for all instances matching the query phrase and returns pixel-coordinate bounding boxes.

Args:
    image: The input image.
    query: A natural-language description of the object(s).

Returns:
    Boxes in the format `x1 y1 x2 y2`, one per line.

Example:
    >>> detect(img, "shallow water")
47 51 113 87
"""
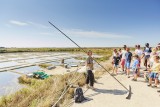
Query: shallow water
0 71 22 96
15 66 41 74
0 61 20 68
0 52 94 97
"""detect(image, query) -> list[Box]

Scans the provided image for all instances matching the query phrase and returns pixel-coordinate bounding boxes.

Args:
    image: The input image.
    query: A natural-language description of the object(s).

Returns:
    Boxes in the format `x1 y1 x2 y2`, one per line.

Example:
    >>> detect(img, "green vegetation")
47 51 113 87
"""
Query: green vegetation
0 60 112 107
38 63 52 68
0 48 113 107
0 47 113 53
0 72 86 107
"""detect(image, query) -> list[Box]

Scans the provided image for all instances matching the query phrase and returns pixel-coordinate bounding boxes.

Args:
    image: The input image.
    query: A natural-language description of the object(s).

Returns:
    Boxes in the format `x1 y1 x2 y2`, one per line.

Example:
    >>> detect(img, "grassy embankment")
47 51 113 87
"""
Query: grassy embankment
0 48 113 107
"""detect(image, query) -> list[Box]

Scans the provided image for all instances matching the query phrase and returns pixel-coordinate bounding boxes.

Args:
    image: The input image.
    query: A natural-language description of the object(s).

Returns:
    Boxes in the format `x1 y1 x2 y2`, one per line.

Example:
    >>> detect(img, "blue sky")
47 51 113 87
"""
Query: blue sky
0 0 160 47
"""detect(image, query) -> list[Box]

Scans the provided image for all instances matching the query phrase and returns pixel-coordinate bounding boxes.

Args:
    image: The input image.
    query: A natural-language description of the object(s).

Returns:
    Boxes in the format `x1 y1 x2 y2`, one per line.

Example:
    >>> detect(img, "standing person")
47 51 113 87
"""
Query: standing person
135 45 143 76
121 45 127 72
85 50 95 90
142 43 152 71
112 53 121 75
125 48 132 78
157 43 160 56
132 55 139 81
118 48 122 61
147 56 160 87
112 49 118 69
149 48 158 68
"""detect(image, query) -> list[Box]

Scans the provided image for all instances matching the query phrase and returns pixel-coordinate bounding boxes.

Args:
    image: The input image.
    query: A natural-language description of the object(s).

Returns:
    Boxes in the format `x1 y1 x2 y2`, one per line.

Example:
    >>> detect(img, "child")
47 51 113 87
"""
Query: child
112 53 121 75
157 73 160 93
132 55 139 81
148 56 160 87
86 50 95 90
125 48 132 78
121 45 127 72
135 45 143 76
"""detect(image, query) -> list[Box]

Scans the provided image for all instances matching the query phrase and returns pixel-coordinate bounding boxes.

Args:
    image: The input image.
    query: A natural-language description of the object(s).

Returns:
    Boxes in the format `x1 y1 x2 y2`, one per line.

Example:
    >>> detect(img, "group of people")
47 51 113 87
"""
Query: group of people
84 43 160 94
112 43 160 93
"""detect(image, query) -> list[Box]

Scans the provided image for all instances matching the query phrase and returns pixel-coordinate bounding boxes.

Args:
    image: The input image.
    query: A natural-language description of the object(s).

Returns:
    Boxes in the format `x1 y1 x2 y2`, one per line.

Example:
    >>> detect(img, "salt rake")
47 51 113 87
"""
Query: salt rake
48 21 132 100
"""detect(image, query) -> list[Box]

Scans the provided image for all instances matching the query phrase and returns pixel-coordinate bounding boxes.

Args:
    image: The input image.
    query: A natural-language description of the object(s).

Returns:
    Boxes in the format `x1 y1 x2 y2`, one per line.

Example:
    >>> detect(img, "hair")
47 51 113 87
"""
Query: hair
123 45 127 49
137 45 140 48
152 48 156 52
134 55 139 58
119 48 121 51
126 48 130 51
155 56 160 60
87 50 92 55
135 45 138 48
116 52 119 55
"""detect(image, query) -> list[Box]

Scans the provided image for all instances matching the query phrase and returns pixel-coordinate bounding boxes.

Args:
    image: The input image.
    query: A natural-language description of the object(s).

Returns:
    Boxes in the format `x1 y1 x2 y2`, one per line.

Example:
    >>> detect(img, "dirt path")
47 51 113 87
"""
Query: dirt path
72 68 160 107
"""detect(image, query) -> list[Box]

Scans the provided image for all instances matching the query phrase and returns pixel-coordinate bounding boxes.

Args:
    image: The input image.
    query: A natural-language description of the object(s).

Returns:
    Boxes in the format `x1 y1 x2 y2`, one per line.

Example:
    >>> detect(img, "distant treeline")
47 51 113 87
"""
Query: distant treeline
0 47 114 53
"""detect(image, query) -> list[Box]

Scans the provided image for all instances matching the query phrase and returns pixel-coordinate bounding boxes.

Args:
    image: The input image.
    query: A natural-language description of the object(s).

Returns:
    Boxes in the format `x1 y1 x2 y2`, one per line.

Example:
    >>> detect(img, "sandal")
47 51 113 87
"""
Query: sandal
147 84 151 87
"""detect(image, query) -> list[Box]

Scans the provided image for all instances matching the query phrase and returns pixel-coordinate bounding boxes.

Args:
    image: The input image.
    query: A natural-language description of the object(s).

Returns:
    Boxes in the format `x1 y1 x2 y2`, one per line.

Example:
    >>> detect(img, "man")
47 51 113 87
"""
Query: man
121 45 127 72
141 43 152 71
125 48 132 78
86 50 95 90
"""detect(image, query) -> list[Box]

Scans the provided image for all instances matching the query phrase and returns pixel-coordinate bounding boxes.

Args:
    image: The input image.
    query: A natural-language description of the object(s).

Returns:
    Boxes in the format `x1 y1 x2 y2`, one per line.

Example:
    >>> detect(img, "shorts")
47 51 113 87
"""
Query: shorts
121 59 125 66
145 55 150 60
125 62 131 69
114 64 119 68
132 68 138 74
149 72 158 79
158 75 160 81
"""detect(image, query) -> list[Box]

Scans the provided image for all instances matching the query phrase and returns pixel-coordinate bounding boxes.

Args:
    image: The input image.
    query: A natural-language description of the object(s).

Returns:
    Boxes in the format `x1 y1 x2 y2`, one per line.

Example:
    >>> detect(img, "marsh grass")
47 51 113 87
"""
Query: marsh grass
0 72 87 107
0 48 113 107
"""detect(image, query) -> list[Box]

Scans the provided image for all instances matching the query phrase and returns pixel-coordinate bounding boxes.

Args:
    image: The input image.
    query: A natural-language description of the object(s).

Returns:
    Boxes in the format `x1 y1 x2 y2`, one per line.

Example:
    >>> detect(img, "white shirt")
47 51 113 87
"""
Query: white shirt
135 49 143 57
121 50 127 59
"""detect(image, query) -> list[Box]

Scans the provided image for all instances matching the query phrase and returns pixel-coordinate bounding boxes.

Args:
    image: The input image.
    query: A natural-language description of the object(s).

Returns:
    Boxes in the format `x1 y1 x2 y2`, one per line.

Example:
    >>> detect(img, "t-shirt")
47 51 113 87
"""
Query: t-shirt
125 52 132 62
86 56 94 70
151 62 160 73
135 49 143 57
150 52 158 63
132 59 139 69
121 50 127 59
144 47 152 56
157 51 160 57
113 56 121 65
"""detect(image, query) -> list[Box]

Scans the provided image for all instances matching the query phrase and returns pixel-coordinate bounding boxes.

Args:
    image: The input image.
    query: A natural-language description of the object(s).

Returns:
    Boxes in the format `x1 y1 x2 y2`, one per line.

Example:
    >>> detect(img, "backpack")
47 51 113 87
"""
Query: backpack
74 87 86 103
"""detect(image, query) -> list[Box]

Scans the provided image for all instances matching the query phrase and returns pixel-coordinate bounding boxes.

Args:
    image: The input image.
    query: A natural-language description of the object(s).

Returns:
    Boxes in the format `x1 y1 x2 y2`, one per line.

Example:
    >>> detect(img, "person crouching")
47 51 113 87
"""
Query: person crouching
86 50 95 90
148 56 160 87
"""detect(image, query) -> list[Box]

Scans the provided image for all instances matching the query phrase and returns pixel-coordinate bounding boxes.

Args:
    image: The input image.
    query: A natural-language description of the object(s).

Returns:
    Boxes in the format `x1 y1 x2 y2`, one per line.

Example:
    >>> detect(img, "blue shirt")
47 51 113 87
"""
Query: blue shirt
132 59 139 69
125 52 132 62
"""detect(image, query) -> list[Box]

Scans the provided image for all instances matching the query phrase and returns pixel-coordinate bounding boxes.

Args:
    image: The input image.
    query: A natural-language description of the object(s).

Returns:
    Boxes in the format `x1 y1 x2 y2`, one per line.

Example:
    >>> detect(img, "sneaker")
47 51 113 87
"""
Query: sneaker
152 85 157 88
90 86 95 90
157 90 160 93
132 78 137 81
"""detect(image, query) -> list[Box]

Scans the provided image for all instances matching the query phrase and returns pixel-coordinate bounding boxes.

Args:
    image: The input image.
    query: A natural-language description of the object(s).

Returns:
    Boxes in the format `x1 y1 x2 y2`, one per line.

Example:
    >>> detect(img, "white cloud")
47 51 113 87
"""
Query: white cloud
27 21 51 29
64 29 132 39
10 20 28 26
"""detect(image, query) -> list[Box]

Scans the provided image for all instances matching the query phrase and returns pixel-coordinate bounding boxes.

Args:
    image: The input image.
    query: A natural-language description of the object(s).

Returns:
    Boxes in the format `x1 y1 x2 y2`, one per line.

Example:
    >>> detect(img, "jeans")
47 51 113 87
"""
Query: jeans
86 70 94 86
